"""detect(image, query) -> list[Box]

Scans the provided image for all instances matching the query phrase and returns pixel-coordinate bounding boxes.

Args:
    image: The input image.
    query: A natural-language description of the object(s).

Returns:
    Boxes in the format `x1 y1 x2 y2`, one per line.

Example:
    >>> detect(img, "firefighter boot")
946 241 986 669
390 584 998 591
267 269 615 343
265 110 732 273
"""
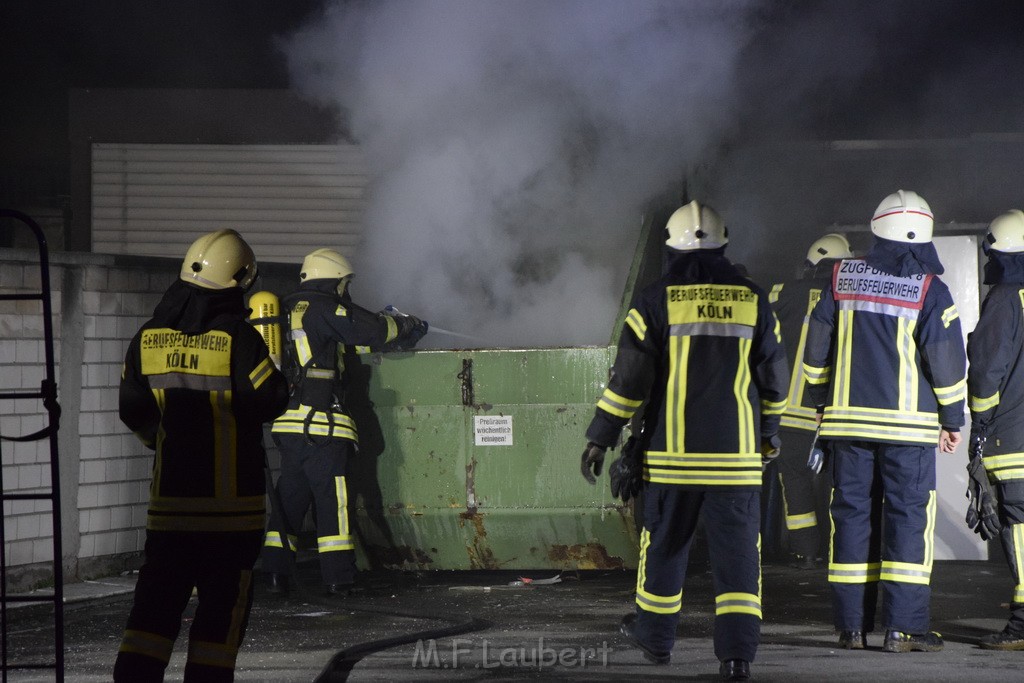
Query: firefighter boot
325 583 351 597
720 659 751 681
883 630 943 653
979 627 1024 650
838 630 867 649
619 613 671 664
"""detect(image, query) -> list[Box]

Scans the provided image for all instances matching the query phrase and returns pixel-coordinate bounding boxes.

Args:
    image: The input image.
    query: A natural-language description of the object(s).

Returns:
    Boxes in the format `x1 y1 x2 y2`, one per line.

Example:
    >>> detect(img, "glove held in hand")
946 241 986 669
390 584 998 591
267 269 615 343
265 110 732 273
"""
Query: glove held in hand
580 442 606 484
965 455 1001 541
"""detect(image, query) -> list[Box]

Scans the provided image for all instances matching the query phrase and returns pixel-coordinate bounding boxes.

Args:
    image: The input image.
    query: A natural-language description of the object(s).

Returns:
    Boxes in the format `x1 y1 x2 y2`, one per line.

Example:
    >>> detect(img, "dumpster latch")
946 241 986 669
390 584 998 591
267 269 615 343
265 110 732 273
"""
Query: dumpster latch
457 358 474 407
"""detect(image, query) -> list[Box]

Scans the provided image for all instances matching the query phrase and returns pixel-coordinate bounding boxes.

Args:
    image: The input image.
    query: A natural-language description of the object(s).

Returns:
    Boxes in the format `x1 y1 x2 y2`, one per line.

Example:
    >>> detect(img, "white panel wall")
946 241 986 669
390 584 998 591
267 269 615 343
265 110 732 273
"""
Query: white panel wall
91 143 368 263
933 235 985 560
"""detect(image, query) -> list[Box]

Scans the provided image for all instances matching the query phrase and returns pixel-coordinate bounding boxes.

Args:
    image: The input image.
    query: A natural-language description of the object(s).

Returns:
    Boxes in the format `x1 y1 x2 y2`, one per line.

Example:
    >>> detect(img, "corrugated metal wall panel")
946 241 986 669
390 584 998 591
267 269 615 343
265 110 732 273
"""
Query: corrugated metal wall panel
91 143 369 263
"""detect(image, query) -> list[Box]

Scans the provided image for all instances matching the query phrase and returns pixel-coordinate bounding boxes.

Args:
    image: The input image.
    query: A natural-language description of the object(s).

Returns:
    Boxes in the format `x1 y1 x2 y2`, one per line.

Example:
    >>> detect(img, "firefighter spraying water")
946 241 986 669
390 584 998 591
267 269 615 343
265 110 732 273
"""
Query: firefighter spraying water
384 305 480 344
252 248 428 596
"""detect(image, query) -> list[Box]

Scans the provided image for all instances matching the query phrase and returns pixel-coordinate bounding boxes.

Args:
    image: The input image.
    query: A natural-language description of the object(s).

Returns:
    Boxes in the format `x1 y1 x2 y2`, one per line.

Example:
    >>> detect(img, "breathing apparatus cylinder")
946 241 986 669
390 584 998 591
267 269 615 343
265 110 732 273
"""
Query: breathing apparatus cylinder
248 290 282 368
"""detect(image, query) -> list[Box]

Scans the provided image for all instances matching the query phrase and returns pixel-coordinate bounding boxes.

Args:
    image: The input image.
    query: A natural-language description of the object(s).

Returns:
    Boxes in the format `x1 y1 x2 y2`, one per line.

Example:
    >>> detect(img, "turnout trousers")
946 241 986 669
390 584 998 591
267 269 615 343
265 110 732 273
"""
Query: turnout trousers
828 440 937 634
113 529 263 683
632 483 762 662
775 428 825 558
994 479 1024 633
262 434 356 585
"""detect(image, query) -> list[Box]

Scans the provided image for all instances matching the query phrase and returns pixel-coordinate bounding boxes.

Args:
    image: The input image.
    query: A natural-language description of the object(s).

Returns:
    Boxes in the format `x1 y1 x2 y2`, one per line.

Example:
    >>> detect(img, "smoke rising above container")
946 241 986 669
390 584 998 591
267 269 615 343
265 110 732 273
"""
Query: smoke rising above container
279 0 754 347
279 0 1024 347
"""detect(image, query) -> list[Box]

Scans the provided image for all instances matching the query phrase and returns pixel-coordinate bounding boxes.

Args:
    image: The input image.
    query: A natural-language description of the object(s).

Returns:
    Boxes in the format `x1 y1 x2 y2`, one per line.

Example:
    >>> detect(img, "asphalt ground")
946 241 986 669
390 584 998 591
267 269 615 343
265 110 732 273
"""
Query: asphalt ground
3 558 1023 682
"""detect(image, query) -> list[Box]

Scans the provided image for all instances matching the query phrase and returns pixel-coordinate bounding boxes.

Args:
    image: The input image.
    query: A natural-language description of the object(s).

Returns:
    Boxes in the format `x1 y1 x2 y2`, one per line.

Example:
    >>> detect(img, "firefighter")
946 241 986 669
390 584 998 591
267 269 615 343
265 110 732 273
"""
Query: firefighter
581 201 789 682
114 230 290 682
768 233 853 568
803 190 966 652
262 248 427 596
965 209 1024 650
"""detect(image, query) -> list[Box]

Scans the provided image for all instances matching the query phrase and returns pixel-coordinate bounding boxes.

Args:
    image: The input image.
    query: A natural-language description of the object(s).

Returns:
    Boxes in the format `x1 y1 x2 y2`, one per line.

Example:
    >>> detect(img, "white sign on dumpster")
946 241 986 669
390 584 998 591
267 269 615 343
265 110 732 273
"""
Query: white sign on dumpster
474 415 513 446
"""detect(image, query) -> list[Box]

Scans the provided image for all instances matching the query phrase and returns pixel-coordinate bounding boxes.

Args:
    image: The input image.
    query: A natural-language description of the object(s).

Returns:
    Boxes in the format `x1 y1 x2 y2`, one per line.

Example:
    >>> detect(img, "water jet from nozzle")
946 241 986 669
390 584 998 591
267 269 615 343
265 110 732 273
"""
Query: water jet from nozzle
384 305 480 342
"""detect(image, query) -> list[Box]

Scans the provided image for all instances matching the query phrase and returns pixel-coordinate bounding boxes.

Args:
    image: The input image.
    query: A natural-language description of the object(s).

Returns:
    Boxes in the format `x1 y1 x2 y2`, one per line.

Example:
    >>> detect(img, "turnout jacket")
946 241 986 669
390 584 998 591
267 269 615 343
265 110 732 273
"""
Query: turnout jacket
586 249 789 490
271 279 412 443
769 265 834 433
803 248 966 445
967 251 1024 482
120 280 289 533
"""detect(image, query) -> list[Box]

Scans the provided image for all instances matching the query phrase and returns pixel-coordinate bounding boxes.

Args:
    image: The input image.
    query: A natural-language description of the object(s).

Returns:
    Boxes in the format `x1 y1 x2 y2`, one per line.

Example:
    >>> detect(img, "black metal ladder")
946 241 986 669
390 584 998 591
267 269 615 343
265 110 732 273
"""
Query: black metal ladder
0 209 64 682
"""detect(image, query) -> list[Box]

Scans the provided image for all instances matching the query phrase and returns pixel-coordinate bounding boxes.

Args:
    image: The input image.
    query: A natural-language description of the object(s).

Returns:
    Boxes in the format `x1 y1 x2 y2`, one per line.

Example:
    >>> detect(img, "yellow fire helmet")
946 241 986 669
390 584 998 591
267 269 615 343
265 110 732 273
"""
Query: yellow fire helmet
806 233 853 265
179 229 258 290
300 248 354 281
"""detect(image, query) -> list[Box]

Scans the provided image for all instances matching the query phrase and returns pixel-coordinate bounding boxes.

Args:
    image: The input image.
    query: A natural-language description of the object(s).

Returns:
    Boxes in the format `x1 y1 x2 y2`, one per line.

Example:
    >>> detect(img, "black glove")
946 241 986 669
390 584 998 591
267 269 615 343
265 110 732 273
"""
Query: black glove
966 454 1001 541
609 455 642 503
609 436 643 503
403 315 429 348
389 313 429 350
761 434 781 469
580 442 606 484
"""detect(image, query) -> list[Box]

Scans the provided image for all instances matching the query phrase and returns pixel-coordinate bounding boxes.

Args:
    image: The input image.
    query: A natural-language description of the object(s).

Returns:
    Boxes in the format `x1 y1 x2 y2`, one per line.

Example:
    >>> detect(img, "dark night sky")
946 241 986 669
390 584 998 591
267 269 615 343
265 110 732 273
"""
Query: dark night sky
0 1 323 180
4 1 1024 194
734 1 1024 140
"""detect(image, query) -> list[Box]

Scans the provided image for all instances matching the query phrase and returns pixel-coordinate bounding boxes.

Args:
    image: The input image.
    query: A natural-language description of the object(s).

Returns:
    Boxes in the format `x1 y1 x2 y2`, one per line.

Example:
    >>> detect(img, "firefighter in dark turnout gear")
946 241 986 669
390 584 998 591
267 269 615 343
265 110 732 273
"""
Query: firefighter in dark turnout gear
114 230 289 683
582 201 789 682
768 233 853 567
966 209 1024 651
803 190 966 653
262 248 427 595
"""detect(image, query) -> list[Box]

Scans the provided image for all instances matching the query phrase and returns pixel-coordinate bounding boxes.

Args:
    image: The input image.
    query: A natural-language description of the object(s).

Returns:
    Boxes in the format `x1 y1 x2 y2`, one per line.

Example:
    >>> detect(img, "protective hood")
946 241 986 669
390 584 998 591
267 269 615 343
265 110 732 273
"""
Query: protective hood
983 246 1024 285
864 236 944 276
803 259 841 280
297 277 351 301
665 246 741 281
150 279 247 334
300 278 344 295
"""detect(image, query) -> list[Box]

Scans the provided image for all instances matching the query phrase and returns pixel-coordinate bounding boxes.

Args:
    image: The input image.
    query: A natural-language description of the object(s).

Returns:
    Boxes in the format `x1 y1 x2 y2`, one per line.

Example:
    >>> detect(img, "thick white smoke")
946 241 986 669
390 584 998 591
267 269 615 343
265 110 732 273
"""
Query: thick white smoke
280 1 1024 346
280 0 756 347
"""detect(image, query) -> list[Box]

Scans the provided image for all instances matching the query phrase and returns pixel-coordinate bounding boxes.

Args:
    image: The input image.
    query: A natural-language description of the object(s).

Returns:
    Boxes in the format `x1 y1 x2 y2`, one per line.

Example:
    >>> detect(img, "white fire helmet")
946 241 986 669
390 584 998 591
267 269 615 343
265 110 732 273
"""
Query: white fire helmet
665 200 728 251
179 229 257 290
870 190 934 244
986 209 1024 253
806 233 853 266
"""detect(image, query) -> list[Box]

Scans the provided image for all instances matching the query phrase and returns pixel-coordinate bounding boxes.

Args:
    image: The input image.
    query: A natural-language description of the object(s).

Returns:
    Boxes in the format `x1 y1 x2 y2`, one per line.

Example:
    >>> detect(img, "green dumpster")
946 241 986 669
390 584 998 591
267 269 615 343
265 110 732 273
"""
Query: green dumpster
349 210 667 571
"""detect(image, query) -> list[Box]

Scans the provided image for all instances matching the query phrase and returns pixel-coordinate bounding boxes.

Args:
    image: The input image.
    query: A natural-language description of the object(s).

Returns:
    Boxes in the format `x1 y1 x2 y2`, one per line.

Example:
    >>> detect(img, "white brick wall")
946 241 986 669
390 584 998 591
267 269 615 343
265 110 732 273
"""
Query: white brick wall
76 265 162 562
1 258 59 575
3 249 293 586
3 251 173 579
